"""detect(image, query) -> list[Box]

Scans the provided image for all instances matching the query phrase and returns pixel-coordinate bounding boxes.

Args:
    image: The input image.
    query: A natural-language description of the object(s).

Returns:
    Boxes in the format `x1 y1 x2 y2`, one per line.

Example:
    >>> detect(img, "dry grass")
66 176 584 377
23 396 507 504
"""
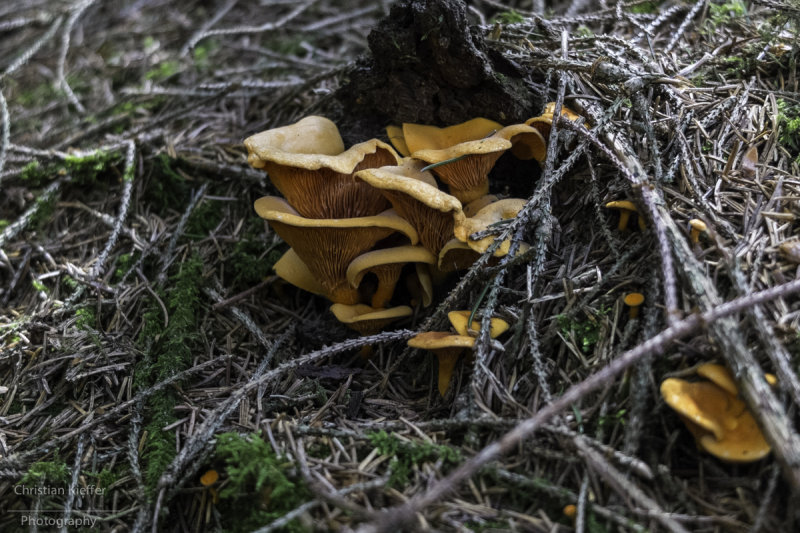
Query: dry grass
1 0 799 531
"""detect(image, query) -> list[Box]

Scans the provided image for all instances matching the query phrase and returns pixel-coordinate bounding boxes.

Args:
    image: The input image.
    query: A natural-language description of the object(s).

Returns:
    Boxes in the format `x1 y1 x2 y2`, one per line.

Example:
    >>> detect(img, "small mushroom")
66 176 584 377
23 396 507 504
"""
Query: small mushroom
605 200 646 231
355 160 465 255
254 196 418 304
526 102 585 140
453 198 528 256
623 292 644 319
688 219 707 244
408 311 510 396
408 332 477 396
447 310 510 338
660 375 771 462
346 245 436 308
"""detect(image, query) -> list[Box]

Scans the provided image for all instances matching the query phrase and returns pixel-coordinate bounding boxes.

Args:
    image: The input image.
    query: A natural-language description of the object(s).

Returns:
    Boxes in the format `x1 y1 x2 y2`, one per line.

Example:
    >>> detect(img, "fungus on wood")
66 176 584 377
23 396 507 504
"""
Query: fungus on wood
334 0 542 142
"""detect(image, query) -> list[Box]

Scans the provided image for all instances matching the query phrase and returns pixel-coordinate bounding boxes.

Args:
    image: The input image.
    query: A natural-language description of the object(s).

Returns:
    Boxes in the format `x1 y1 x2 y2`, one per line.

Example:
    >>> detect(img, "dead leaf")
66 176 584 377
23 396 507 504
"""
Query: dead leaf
741 145 758 179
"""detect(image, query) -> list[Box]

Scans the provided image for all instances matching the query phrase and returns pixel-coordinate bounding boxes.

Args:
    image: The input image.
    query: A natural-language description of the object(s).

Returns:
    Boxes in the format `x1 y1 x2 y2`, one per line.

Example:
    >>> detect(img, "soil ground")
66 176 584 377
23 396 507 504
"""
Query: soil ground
1 1 800 532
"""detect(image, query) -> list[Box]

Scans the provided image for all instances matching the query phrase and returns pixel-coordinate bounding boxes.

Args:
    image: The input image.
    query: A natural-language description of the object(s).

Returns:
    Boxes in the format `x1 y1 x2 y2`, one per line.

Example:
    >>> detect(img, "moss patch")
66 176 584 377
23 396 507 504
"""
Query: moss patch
134 254 205 495
368 430 461 488
213 432 311 532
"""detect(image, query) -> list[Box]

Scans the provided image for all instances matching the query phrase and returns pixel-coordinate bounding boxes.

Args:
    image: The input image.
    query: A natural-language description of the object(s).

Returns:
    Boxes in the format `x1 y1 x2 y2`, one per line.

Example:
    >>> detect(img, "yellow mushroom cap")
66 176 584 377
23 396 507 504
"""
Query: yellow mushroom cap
660 378 727 441
623 292 645 307
605 200 638 212
463 195 498 218
689 219 707 232
696 363 739 397
244 116 344 168
492 123 547 161
254 196 418 304
408 331 477 396
200 470 219 486
346 245 436 308
525 103 585 139
330 303 412 336
355 161 465 255
273 248 326 297
412 137 512 205
697 415 771 462
447 310 509 338
437 238 484 272
386 124 410 157
402 118 503 154
660 377 771 463
453 198 527 256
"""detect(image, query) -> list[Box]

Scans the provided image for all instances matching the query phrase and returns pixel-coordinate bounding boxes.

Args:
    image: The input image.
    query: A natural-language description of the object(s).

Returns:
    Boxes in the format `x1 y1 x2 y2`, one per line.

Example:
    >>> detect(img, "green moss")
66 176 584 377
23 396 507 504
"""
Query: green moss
86 467 120 490
777 98 800 166
227 219 283 290
64 149 121 185
134 254 205 496
556 305 610 354
213 432 311 533
74 306 96 331
185 199 225 238
368 430 461 488
144 153 191 214
113 252 139 282
19 454 70 487
491 10 525 24
30 192 57 230
629 1 661 14
146 60 181 81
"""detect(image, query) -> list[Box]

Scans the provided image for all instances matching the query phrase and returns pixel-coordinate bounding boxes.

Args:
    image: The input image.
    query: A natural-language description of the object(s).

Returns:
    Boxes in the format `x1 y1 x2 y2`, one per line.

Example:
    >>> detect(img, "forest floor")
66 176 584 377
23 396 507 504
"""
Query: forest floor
1 0 800 532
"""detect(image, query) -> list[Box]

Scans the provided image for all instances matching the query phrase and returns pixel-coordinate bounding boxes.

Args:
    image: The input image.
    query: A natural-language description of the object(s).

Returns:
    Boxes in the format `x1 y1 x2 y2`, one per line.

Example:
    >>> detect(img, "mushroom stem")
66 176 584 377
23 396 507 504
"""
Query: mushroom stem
617 210 631 231
370 265 404 309
436 348 463 396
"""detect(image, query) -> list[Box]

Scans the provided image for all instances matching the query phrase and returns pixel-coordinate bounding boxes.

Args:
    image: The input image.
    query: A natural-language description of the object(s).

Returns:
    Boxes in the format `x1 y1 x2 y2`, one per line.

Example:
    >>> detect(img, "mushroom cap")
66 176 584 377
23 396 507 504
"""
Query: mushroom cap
689 219 708 232
463 195 499 218
447 310 510 338
623 292 645 307
412 138 511 205
493 123 548 161
696 363 738 397
330 303 412 335
408 331 476 396
660 377 771 462
346 245 436 288
386 125 410 157
355 162 465 255
605 200 638 212
407 331 476 350
273 248 326 297
244 116 344 169
525 103 585 139
402 118 503 154
252 139 400 219
254 196 418 304
437 238 483 272
200 470 219 486
698 414 771 462
660 378 727 441
454 198 527 256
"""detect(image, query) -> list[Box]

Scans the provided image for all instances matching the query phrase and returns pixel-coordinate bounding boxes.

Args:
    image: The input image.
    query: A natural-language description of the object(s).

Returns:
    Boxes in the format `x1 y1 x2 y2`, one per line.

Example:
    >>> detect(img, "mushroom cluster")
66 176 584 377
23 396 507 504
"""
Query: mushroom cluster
660 363 775 462
245 107 580 339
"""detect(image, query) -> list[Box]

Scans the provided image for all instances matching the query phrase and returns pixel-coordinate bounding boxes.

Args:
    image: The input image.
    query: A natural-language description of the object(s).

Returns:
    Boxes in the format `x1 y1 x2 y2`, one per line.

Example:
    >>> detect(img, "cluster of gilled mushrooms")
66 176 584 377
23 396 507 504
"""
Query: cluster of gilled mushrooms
244 106 579 393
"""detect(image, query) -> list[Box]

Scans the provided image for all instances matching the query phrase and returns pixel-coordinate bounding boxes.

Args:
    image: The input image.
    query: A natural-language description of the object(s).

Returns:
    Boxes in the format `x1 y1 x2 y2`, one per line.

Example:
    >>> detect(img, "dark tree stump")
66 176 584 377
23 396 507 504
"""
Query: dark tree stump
333 0 543 143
